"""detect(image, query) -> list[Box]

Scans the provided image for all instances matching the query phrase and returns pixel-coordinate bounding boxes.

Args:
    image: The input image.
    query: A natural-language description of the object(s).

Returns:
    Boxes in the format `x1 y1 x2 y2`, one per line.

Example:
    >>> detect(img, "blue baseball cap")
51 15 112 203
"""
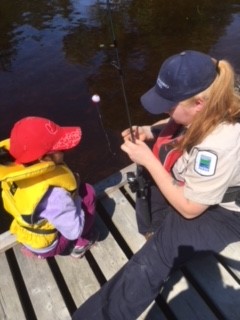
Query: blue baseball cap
141 50 218 114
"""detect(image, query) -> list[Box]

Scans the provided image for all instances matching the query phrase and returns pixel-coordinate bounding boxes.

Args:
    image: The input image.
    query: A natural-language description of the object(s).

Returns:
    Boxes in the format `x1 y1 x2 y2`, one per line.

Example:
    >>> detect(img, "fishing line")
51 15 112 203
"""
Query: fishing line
106 0 135 142
90 1 134 157
91 94 116 156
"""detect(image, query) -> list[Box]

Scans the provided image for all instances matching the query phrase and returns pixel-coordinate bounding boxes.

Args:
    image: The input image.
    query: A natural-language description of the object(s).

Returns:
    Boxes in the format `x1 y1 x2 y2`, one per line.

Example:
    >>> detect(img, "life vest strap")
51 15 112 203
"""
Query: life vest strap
22 225 57 235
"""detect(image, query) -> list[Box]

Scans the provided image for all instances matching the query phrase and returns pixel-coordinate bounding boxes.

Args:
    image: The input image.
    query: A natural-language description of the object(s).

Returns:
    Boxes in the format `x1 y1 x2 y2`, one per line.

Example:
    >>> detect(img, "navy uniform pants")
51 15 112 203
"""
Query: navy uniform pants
136 184 171 235
72 187 240 320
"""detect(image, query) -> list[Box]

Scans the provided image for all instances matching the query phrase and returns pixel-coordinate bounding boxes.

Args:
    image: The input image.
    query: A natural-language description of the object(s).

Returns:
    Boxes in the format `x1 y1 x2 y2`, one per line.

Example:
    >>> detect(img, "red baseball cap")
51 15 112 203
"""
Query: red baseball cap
10 116 82 163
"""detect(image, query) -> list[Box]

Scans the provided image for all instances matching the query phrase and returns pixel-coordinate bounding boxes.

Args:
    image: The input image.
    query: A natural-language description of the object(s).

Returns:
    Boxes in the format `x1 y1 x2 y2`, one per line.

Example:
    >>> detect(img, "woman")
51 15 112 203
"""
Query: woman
72 50 240 319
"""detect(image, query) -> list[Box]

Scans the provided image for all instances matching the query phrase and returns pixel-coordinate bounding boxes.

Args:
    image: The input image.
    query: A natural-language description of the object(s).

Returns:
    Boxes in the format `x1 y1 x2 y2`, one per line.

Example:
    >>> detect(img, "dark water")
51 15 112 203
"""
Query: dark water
1 0 240 231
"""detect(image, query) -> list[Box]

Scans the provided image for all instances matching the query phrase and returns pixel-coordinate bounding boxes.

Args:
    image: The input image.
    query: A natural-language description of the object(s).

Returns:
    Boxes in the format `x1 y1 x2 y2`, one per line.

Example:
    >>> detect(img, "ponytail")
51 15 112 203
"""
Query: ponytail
178 60 240 152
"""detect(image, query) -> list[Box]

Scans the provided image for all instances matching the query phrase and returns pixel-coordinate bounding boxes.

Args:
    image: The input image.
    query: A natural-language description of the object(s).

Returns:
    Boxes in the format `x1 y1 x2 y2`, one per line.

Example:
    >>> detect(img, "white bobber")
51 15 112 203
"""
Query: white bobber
91 94 100 103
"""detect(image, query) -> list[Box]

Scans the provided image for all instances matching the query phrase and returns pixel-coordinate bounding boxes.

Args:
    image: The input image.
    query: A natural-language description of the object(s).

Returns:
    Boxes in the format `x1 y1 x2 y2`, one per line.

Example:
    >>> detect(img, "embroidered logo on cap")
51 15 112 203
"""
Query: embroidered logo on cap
157 77 169 89
45 121 58 135
194 150 217 176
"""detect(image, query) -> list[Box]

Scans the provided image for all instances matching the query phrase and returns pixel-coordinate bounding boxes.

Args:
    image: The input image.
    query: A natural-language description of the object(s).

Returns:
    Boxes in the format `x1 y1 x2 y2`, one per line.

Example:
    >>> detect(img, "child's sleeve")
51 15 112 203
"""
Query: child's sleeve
37 187 85 240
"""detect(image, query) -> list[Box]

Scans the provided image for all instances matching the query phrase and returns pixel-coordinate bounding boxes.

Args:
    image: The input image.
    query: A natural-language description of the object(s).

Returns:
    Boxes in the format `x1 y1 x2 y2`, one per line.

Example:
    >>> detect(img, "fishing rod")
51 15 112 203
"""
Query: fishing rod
105 0 151 227
106 0 135 142
91 1 134 157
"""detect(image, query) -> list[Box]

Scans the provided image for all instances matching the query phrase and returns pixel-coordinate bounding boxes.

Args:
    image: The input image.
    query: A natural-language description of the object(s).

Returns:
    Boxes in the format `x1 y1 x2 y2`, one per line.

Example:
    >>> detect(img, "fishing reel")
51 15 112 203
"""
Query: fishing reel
126 171 139 193
126 171 150 200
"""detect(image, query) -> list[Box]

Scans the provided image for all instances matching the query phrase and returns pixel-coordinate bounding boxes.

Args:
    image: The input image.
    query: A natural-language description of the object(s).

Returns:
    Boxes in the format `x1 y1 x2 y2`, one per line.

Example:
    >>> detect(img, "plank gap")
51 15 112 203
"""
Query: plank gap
216 253 240 285
96 200 133 259
119 185 136 208
155 294 178 320
47 257 77 315
6 249 38 320
181 264 226 320
84 250 107 287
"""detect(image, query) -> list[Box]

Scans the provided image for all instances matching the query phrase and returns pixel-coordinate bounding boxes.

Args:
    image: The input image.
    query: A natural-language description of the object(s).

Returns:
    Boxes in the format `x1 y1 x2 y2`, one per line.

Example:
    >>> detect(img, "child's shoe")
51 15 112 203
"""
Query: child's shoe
71 231 98 259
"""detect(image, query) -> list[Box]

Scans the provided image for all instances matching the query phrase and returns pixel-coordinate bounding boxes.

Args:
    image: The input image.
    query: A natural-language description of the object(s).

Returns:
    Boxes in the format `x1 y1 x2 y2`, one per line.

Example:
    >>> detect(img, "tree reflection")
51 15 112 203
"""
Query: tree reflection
1 0 239 116
0 0 72 71
62 0 240 128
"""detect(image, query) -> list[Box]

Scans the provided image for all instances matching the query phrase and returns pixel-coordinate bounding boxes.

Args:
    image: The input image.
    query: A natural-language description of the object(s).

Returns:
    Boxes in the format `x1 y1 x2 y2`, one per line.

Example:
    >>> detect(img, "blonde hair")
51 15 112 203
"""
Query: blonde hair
177 60 240 152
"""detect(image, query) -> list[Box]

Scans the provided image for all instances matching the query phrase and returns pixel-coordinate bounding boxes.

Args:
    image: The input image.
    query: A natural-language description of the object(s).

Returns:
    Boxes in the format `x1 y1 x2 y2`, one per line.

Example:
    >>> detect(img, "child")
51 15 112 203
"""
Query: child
0 116 97 259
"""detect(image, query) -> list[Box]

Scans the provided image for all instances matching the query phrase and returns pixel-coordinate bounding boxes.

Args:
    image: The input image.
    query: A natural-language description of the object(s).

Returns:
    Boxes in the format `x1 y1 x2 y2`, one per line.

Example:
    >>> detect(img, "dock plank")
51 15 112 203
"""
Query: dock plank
1 163 240 320
0 230 17 253
219 241 240 280
184 253 240 320
161 269 219 320
55 255 100 307
0 252 26 320
13 245 71 320
90 213 128 280
138 302 168 320
100 188 145 253
99 188 165 320
94 163 136 198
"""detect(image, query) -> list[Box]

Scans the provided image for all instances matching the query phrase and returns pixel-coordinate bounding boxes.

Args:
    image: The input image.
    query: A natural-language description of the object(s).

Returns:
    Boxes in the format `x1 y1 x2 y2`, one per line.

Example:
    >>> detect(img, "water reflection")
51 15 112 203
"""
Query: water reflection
0 0 240 188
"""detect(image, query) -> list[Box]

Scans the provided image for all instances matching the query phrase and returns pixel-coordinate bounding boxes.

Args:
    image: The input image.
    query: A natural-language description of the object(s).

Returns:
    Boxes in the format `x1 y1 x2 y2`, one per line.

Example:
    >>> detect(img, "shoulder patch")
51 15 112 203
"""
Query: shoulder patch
194 150 218 176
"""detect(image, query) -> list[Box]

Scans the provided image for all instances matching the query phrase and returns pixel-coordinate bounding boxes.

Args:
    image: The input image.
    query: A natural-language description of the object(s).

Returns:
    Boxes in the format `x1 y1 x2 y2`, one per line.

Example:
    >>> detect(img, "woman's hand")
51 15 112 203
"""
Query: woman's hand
121 125 154 142
121 139 155 167
121 137 208 219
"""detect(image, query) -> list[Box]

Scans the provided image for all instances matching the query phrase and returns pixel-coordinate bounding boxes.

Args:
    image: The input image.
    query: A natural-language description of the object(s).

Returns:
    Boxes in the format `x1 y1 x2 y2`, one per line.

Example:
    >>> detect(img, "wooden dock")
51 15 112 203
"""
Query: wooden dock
1 163 240 320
